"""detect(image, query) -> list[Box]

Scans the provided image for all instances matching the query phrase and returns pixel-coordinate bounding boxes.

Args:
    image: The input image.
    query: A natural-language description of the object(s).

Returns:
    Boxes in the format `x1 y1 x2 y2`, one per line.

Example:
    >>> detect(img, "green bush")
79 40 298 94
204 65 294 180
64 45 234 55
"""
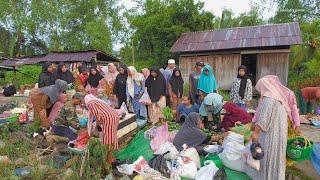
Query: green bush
0 65 41 87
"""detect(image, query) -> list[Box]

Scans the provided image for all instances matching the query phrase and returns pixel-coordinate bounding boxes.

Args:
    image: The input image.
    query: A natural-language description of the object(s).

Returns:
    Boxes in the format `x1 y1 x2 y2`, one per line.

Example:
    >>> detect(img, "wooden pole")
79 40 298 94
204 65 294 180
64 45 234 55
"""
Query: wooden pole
131 38 135 66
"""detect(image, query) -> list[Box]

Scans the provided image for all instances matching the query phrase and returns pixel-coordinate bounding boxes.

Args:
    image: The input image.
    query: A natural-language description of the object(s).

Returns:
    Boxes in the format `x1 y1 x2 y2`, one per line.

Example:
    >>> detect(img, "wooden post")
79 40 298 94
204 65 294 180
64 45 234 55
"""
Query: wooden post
132 38 135 66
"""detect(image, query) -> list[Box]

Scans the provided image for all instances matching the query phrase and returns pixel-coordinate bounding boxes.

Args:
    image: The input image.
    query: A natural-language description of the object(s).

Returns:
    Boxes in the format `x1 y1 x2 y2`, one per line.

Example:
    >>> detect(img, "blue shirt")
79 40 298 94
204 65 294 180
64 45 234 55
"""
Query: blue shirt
177 103 199 116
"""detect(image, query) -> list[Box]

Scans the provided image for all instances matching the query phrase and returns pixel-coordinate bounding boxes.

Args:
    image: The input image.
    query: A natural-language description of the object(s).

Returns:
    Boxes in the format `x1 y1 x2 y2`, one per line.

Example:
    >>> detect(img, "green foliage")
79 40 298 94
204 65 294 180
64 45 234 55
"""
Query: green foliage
0 0 124 57
219 90 231 102
0 65 41 87
162 107 174 121
121 0 216 66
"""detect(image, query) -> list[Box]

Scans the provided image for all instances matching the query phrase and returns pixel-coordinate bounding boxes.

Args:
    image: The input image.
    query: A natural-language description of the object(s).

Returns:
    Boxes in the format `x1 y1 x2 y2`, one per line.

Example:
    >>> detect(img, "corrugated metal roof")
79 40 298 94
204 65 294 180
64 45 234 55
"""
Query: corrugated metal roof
170 22 302 53
0 50 119 66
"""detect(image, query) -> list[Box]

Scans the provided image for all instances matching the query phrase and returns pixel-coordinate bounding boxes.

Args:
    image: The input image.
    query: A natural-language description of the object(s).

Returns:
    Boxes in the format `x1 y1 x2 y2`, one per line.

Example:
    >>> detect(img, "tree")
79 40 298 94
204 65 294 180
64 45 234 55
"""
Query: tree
120 0 215 67
0 0 124 57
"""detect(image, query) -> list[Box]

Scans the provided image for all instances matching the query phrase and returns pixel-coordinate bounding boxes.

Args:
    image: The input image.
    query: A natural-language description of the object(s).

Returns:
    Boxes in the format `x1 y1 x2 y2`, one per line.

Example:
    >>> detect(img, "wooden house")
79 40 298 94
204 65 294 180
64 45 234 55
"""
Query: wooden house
170 22 302 90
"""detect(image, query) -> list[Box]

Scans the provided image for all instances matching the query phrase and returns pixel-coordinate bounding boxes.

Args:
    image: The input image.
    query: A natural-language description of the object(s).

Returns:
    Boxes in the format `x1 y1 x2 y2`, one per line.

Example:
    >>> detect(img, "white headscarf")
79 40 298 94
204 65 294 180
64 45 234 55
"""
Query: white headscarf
127 66 145 98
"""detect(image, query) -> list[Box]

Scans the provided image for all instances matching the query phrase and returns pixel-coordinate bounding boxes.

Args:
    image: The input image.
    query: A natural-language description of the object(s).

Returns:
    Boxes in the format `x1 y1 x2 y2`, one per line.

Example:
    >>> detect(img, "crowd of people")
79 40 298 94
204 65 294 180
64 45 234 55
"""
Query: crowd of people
31 59 301 179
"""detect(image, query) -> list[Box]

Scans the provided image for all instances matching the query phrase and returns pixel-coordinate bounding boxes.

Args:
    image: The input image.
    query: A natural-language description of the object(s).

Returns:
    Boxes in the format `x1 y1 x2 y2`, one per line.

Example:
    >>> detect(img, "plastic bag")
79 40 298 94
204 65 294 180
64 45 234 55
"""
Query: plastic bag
203 144 223 154
155 142 179 160
181 145 201 169
150 123 171 151
219 141 246 172
195 161 219 180
177 156 197 179
117 164 134 175
244 141 260 171
222 131 244 148
139 90 152 105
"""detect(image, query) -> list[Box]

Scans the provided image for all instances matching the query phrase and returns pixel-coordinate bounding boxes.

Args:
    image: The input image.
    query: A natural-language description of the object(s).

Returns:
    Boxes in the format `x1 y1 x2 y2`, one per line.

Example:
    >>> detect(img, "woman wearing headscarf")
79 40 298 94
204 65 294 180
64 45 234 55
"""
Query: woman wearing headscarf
75 66 89 92
38 62 57 88
101 63 119 96
230 65 252 109
145 67 167 124
141 68 150 79
56 63 74 84
169 68 184 110
173 112 216 152
86 67 103 95
245 75 300 180
126 66 147 119
199 92 223 129
30 79 68 127
84 94 119 163
113 65 128 107
197 64 217 94
221 102 252 131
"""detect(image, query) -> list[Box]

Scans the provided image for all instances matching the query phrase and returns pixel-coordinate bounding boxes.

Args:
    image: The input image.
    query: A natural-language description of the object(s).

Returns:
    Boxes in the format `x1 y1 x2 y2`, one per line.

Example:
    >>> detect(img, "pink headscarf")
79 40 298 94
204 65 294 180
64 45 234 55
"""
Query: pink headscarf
253 75 300 128
48 93 67 122
141 68 150 79
102 63 119 85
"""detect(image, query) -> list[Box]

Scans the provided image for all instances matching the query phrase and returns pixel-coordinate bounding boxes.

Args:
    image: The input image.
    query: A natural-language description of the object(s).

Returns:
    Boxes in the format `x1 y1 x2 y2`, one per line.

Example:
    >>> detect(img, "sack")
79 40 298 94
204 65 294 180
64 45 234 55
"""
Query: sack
219 141 246 172
230 123 252 143
177 156 197 179
195 161 219 180
139 90 152 105
148 153 170 178
181 145 201 169
3 85 16 97
222 131 244 148
155 142 179 160
244 141 260 171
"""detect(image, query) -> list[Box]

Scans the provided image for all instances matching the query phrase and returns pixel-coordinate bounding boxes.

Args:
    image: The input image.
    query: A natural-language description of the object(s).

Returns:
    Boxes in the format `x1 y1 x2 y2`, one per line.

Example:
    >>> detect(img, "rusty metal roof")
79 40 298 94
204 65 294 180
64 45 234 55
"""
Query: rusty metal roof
170 22 302 53
0 50 119 66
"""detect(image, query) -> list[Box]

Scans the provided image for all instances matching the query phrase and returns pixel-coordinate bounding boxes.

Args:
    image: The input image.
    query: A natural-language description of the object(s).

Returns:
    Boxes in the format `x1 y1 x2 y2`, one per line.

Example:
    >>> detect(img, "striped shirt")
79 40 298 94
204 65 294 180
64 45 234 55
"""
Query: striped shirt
86 99 119 150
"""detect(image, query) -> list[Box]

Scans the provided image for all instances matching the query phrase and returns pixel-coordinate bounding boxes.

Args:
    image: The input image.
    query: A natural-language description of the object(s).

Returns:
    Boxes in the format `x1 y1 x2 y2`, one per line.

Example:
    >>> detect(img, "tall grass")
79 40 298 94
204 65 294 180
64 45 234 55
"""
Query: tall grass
0 65 41 87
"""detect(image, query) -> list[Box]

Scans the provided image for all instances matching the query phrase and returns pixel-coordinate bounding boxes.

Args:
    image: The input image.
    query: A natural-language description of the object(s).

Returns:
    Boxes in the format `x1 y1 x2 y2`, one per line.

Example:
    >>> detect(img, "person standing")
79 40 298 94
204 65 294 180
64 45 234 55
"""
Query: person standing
189 61 205 105
197 64 217 94
84 94 120 163
87 67 103 95
126 66 147 119
169 68 184 110
101 63 119 97
38 62 57 88
113 64 128 107
163 59 176 106
75 66 89 92
145 67 167 124
245 75 300 180
230 65 252 109
56 63 75 84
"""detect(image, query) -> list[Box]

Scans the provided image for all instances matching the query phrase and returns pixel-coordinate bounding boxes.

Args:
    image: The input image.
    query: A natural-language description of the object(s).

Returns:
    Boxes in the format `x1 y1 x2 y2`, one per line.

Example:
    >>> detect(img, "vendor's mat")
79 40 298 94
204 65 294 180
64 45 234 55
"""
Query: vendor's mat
115 130 154 162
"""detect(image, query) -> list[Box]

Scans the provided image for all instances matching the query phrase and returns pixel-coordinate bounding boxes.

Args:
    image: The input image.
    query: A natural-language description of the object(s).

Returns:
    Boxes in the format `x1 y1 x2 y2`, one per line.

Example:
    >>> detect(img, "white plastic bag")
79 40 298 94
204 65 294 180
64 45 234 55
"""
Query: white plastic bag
154 142 179 160
181 145 201 169
139 90 151 105
222 131 244 148
177 157 197 179
219 141 246 172
117 164 134 175
244 141 260 171
195 161 219 180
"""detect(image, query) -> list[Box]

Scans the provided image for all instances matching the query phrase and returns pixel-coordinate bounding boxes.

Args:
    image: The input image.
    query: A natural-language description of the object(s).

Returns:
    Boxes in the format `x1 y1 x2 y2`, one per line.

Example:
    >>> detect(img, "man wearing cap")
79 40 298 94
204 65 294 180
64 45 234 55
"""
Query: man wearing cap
189 61 205 104
163 59 176 106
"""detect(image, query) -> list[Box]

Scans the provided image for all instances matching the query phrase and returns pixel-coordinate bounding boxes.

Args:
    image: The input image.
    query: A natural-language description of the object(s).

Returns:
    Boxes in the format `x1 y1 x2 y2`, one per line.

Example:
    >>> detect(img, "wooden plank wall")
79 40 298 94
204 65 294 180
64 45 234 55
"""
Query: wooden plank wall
256 52 289 85
179 54 241 90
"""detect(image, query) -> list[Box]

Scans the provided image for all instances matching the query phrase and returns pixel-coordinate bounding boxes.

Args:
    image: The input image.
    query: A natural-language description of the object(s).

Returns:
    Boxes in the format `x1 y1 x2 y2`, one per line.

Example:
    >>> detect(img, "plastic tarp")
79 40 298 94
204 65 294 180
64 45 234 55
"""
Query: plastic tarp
115 131 154 162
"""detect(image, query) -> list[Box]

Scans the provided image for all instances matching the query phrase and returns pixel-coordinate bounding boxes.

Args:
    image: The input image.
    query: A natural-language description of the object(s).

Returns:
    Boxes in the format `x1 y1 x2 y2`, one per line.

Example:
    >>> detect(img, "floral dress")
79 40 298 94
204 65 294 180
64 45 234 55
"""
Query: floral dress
230 78 253 104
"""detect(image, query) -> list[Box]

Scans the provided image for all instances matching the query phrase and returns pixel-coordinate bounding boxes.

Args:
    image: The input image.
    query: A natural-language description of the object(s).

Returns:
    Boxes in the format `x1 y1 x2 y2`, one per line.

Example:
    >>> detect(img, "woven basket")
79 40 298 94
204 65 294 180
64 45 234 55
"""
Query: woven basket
287 136 313 162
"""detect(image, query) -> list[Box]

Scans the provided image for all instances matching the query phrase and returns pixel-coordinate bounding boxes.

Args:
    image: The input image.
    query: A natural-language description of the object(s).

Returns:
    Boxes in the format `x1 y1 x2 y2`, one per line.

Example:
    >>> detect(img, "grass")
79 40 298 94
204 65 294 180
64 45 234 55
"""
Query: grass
0 65 40 87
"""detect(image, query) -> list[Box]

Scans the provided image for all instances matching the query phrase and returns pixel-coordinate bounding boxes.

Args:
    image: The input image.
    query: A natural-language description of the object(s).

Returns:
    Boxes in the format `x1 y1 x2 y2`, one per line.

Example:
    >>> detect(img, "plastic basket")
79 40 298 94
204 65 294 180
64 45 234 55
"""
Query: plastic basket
287 136 313 161
0 114 19 123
